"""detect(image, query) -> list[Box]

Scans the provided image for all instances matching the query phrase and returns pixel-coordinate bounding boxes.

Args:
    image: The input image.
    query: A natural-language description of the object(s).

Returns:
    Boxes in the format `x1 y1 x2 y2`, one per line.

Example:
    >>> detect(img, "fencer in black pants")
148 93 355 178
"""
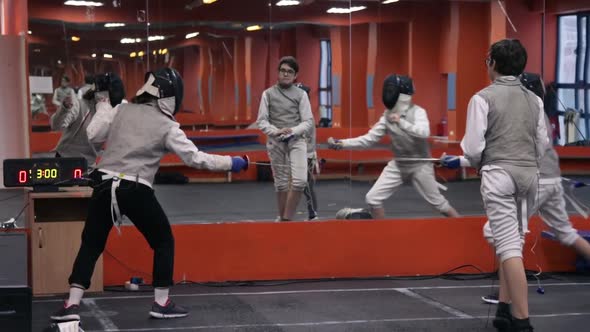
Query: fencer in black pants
69 175 175 290
51 68 249 322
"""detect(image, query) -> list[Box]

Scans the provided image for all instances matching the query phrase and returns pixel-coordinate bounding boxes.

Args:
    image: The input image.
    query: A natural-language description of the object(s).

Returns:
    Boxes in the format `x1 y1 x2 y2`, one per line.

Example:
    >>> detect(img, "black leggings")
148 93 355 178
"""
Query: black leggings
68 172 174 289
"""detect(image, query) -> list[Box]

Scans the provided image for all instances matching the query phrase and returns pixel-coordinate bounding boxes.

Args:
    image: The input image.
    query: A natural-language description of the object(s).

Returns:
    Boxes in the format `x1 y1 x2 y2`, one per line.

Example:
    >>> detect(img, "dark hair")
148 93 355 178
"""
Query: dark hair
84 74 95 85
488 39 527 76
278 56 299 73
61 75 71 83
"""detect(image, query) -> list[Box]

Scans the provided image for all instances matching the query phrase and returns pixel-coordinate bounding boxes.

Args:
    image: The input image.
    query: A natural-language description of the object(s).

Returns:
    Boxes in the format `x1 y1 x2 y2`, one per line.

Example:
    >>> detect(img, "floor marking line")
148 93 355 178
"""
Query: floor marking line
34 282 590 303
396 288 473 318
81 312 590 332
82 298 119 331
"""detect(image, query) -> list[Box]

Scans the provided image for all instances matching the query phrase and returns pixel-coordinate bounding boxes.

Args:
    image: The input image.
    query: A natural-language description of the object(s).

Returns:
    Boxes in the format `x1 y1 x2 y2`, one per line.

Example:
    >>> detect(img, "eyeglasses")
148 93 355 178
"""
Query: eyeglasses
279 68 296 75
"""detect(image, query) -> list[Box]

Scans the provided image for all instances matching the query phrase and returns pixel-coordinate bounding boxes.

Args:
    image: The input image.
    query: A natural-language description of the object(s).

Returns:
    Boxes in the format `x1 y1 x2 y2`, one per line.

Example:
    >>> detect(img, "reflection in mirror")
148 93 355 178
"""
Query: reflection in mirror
136 0 359 222
28 0 150 138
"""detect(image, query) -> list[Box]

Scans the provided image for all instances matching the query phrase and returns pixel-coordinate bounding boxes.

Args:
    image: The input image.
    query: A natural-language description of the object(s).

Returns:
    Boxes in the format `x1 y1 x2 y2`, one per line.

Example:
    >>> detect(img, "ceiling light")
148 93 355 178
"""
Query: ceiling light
104 23 125 28
121 38 141 44
382 0 399 3
147 35 165 41
185 32 199 39
327 6 366 14
71 36 80 42
246 25 263 31
161 48 168 54
129 52 137 58
152 50 157 55
27 30 32 35
137 51 144 56
103 53 113 58
276 0 300 6
91 53 96 58
64 1 104 6
203 0 217 3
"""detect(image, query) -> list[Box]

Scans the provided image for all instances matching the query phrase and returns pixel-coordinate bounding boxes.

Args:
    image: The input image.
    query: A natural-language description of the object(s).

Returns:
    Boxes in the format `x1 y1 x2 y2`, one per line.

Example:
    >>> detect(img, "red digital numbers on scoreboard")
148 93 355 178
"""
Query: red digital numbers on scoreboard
73 168 83 179
18 170 27 183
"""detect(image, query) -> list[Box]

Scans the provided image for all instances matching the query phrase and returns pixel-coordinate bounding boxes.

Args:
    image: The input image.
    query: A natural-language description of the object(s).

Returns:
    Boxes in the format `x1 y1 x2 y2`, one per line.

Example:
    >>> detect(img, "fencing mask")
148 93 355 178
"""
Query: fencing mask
136 67 184 115
519 72 545 100
335 207 373 220
382 74 414 109
92 72 126 107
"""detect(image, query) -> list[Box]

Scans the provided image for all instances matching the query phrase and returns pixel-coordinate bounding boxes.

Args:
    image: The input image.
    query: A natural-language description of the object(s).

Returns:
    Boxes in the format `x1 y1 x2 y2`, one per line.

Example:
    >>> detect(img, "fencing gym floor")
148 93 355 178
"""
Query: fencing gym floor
1 176 589 331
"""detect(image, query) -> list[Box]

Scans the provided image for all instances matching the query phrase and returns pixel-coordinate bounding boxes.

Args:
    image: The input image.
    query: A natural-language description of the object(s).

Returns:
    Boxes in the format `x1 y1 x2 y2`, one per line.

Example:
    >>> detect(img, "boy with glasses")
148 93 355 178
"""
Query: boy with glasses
257 56 314 221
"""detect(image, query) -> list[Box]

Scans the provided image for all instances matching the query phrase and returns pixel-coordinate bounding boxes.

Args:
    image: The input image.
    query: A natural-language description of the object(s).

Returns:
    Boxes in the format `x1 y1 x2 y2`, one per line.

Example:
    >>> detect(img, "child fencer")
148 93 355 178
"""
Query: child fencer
257 56 314 221
51 68 249 322
441 39 549 332
477 72 590 330
328 74 460 219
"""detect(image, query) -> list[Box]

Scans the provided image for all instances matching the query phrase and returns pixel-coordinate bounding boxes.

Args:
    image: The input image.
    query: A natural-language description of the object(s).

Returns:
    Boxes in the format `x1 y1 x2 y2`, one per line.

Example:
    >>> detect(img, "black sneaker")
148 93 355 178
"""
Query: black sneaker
510 318 534 332
50 302 80 321
149 300 189 319
482 292 499 304
493 311 512 331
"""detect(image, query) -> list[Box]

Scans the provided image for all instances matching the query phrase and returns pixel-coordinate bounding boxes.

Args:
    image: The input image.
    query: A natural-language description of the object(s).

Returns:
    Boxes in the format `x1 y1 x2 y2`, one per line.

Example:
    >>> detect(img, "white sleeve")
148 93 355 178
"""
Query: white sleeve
397 107 430 138
291 92 314 137
256 91 280 137
164 124 233 171
87 102 117 144
341 116 387 148
52 89 61 107
460 95 488 168
535 96 549 159
50 98 80 131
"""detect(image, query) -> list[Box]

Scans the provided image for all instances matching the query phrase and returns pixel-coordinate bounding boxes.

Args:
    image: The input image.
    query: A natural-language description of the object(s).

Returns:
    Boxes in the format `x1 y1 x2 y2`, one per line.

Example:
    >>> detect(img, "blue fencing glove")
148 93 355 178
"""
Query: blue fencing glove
574 181 587 188
231 155 249 173
440 154 461 169
327 137 343 150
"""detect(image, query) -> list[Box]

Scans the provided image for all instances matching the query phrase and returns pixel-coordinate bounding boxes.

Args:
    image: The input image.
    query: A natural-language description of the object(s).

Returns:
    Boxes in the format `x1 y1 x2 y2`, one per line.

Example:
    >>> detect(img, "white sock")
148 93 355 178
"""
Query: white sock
154 287 169 306
67 286 84 306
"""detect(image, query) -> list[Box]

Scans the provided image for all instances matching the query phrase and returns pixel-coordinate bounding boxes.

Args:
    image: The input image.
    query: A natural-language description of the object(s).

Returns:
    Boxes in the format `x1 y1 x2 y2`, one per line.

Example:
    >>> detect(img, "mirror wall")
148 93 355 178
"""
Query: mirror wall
26 0 588 222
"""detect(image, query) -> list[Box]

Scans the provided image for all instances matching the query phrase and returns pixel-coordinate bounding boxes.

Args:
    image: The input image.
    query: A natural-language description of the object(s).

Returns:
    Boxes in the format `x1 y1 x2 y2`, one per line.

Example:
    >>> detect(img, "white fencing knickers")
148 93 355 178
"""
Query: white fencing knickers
365 160 451 213
266 136 307 192
484 177 580 247
480 166 538 263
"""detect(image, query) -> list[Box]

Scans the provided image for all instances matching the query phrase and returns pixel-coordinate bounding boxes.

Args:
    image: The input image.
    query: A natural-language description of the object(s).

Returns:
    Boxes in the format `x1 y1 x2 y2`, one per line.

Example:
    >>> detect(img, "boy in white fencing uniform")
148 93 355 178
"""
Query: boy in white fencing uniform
50 68 249 322
441 40 549 332
328 74 459 219
257 56 314 221
478 72 590 330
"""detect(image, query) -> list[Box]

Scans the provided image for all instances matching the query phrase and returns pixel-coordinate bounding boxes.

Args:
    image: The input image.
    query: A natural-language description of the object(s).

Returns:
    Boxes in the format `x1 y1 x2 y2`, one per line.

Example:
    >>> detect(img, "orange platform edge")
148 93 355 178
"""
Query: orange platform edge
102 216 590 286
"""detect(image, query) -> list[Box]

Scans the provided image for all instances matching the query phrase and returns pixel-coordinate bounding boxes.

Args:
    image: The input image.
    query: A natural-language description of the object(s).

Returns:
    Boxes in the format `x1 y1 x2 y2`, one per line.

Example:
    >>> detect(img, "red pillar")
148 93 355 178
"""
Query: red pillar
0 0 30 185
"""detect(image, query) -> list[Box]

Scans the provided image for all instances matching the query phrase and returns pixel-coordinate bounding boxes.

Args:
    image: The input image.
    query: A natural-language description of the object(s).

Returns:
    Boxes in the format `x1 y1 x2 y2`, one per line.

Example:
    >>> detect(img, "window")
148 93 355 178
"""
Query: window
555 13 590 145
319 40 332 127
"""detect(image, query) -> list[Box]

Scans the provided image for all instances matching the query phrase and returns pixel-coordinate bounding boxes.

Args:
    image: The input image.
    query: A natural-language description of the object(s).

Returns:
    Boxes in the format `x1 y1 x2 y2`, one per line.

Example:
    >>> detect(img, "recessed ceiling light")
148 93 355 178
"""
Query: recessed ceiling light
276 0 300 6
185 32 199 39
71 36 80 41
104 23 125 28
327 6 366 14
203 0 217 4
129 52 137 58
91 53 96 58
64 1 104 6
382 0 399 4
103 53 113 58
147 35 165 41
246 25 263 31
27 30 32 35
138 51 145 56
